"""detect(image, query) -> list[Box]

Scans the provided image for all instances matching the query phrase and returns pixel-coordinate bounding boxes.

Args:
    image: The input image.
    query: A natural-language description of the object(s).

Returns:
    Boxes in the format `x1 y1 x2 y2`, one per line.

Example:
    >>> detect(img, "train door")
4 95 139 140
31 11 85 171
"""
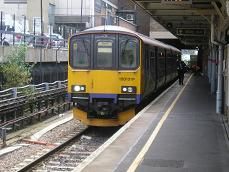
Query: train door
157 48 166 88
91 34 117 94
165 50 170 83
143 44 150 96
150 47 156 92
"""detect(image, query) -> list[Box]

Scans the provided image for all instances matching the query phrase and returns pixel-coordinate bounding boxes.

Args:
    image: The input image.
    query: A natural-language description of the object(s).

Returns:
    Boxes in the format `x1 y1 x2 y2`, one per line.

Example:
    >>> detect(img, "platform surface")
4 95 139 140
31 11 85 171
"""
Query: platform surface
75 74 229 172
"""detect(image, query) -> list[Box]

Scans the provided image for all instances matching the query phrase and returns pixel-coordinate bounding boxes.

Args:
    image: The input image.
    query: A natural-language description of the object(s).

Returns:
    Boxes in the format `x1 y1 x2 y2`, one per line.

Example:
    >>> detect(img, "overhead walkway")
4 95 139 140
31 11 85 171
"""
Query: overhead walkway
74 73 229 172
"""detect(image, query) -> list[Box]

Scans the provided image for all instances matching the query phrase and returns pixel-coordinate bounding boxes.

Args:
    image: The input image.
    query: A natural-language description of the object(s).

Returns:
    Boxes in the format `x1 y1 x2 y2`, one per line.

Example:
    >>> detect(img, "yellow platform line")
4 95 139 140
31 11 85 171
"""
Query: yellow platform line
127 74 193 172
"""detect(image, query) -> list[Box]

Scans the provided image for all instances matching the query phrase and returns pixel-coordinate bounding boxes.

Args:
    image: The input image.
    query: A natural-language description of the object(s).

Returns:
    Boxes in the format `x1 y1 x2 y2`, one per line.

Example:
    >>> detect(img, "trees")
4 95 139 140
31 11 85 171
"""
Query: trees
0 46 32 90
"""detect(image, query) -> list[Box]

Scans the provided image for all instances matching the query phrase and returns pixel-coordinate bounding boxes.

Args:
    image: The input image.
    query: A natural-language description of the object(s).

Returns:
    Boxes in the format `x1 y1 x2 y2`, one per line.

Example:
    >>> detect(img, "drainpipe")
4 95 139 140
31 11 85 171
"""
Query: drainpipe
210 15 217 94
216 45 223 114
210 45 216 94
211 15 224 114
208 46 212 84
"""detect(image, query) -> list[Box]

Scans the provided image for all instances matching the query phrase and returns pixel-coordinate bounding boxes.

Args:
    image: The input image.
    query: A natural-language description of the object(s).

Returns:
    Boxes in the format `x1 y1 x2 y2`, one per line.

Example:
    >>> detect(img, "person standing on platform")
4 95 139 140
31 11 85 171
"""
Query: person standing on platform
177 59 186 85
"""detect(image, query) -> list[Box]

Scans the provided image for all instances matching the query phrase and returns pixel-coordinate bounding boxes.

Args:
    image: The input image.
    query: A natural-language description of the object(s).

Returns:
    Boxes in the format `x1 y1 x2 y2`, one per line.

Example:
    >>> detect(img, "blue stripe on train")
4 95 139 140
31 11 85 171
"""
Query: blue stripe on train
89 93 141 104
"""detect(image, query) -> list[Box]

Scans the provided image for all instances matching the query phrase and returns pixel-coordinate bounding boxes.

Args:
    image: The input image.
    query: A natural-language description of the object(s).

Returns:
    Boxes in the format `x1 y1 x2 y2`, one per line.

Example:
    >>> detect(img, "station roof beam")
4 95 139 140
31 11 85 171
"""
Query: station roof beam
133 0 229 47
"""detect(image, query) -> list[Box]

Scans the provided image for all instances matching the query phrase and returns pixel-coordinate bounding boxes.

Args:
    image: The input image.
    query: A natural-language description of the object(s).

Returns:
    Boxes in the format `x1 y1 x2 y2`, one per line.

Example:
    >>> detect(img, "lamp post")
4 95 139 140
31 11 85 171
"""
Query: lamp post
23 15 26 45
81 0 83 23
0 11 2 45
40 0 43 83
40 0 43 37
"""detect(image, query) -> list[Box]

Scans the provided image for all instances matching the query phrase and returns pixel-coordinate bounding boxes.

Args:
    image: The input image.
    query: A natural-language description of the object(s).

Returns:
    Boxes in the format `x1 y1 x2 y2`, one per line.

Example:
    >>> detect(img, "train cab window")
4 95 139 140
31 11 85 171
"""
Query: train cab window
96 41 113 68
119 35 138 69
94 34 115 69
70 35 90 69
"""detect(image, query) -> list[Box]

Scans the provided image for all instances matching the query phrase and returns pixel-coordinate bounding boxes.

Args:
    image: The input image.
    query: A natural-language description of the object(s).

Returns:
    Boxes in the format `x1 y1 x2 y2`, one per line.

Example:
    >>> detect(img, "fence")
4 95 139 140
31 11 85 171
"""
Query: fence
0 80 67 102
0 80 69 147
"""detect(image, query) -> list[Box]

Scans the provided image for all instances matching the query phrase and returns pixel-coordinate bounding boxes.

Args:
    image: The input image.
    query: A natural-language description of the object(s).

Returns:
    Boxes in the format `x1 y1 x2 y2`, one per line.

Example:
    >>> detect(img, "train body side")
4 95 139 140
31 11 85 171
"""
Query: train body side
140 43 179 101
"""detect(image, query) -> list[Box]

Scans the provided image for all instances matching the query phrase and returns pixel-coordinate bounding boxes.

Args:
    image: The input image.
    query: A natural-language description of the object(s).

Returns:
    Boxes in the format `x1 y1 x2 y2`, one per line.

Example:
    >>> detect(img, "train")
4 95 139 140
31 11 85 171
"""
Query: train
68 25 180 126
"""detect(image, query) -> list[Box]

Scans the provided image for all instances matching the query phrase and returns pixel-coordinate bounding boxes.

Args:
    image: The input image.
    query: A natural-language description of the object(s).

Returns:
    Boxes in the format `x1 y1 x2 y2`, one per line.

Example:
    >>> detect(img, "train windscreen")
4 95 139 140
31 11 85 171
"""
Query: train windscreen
70 33 139 70
119 35 138 69
95 34 115 69
70 35 90 69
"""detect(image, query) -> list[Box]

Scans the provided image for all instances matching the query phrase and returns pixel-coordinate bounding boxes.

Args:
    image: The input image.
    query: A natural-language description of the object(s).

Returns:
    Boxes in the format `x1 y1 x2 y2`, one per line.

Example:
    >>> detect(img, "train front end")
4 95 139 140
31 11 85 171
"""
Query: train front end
68 30 142 126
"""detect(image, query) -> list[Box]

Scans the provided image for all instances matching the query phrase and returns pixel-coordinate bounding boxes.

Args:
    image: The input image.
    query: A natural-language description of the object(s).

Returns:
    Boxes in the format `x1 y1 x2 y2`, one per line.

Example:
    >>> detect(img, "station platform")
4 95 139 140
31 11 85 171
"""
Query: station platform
74 73 229 172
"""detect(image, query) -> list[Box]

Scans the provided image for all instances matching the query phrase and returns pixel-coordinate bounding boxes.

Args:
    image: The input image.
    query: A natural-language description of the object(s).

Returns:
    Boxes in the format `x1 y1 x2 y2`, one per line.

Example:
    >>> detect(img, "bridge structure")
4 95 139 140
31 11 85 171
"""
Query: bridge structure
0 46 67 63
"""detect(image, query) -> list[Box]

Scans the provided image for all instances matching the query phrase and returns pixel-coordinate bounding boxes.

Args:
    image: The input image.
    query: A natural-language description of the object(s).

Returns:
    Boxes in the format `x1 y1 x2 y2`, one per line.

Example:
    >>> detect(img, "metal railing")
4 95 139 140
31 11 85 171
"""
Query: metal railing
0 80 67 102
0 80 69 147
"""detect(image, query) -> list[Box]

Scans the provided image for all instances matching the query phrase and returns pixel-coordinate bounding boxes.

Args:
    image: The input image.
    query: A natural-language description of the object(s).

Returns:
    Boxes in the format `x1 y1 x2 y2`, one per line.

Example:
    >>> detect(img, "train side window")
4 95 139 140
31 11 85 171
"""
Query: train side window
70 35 90 69
119 35 138 69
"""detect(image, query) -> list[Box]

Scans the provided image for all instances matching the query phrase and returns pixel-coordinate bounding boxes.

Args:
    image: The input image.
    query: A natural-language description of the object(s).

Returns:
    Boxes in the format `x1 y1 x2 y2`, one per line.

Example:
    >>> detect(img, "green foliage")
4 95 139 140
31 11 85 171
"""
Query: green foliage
0 45 33 89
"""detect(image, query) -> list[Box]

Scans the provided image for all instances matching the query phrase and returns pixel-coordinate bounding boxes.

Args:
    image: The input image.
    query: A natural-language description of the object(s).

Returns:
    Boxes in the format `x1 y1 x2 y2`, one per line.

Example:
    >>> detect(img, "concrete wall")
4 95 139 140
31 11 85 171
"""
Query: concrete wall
0 46 68 63
118 0 150 36
55 0 92 16
27 0 55 33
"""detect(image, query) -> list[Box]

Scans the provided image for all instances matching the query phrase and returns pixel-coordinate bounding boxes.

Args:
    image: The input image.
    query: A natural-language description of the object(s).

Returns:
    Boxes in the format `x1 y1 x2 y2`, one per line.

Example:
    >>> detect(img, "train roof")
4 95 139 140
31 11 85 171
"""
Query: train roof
84 25 180 53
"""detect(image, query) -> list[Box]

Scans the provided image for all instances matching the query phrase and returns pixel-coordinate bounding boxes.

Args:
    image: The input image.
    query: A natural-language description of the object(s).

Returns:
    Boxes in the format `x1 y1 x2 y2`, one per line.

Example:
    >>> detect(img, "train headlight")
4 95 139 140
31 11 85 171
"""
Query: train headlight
73 86 81 92
72 85 86 92
121 86 136 93
122 87 127 92
128 87 133 93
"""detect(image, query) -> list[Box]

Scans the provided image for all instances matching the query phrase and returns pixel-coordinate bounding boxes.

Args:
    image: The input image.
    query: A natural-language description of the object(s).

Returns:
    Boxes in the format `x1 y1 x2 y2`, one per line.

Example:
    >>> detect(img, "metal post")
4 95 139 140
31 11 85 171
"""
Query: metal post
49 25 51 48
58 81 61 88
13 14 15 45
211 46 216 94
12 87 17 98
40 0 43 37
1 128 6 147
0 11 3 45
63 26 66 46
33 18 36 45
45 83 49 91
56 49 58 80
81 0 83 23
216 45 223 114
23 15 26 45
56 46 61 80
207 45 212 83
40 0 43 83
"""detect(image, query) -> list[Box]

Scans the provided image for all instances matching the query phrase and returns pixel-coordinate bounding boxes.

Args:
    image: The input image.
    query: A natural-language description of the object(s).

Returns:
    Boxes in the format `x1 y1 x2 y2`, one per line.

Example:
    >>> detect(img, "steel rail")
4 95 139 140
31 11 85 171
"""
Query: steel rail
17 126 89 172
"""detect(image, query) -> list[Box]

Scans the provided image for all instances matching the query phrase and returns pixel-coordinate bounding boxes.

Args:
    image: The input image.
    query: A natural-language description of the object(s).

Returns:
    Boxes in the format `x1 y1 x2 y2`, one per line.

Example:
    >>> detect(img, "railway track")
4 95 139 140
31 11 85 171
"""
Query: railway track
15 126 119 172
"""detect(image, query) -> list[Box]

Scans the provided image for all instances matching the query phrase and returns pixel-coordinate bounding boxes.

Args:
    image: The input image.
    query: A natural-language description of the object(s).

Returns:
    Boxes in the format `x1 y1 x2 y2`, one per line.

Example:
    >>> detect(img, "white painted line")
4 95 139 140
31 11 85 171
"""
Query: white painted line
30 115 73 141
127 74 193 172
0 145 23 156
73 79 179 172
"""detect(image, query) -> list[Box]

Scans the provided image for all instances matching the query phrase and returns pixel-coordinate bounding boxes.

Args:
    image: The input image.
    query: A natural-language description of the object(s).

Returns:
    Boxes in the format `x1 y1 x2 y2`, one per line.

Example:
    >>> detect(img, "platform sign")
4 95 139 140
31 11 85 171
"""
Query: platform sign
176 28 205 36
161 0 192 5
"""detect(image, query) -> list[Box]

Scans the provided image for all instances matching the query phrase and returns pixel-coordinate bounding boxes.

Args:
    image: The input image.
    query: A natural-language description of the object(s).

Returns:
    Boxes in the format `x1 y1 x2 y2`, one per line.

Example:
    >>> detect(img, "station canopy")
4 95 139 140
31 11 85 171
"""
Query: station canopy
132 0 229 47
